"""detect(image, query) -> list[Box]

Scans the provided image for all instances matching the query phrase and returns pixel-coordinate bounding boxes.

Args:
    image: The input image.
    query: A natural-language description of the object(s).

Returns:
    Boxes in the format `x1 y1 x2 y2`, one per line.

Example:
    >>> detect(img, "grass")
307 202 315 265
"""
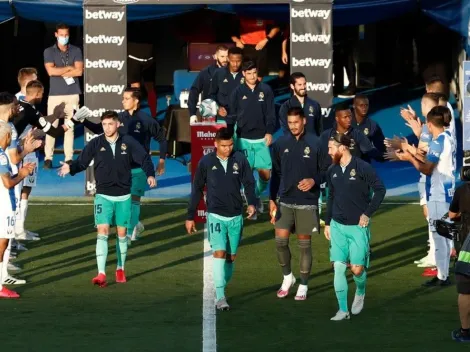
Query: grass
0 202 467 351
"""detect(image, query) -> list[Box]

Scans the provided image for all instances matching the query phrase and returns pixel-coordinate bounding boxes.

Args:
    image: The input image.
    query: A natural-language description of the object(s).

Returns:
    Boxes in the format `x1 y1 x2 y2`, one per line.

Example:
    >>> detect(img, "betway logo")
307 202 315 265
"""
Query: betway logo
291 8 331 19
197 131 216 138
306 82 332 93
292 58 331 68
85 84 126 95
321 108 331 117
85 10 125 22
85 34 125 46
292 33 331 44
85 59 125 71
89 108 125 118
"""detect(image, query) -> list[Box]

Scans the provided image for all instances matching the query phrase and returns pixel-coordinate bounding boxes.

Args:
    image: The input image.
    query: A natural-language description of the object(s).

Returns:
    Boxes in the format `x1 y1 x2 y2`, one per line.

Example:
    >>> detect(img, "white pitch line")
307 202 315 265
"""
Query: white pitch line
28 202 420 206
202 224 217 352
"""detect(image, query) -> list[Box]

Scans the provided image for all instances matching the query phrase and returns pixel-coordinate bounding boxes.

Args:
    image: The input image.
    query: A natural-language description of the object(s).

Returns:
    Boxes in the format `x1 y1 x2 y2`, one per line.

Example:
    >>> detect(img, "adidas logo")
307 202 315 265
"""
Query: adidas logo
100 147 106 151
333 173 337 178
212 166 217 170
242 96 247 100
223 79 228 82
312 227 318 232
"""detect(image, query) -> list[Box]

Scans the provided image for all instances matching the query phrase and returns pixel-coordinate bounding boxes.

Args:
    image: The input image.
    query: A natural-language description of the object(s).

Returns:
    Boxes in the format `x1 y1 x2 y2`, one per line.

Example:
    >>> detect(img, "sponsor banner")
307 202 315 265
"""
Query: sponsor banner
83 5 127 196
190 123 226 223
463 61 470 151
290 1 333 121
84 0 289 5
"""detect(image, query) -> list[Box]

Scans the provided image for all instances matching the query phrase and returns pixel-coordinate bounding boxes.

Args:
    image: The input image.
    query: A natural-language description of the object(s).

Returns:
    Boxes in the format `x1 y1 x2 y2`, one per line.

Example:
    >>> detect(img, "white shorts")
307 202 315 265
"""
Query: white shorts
418 181 427 206
22 152 38 188
427 201 449 232
0 211 16 239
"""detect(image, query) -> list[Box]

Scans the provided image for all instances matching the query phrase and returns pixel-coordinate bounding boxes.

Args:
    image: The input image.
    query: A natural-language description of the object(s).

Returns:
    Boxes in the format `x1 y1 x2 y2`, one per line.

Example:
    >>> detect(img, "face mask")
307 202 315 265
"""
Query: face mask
57 36 69 46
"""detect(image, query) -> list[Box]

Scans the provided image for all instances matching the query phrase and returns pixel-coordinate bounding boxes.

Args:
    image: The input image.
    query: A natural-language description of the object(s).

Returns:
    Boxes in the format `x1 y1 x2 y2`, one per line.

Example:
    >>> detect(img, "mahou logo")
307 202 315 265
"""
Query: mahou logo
197 131 216 139
202 146 215 155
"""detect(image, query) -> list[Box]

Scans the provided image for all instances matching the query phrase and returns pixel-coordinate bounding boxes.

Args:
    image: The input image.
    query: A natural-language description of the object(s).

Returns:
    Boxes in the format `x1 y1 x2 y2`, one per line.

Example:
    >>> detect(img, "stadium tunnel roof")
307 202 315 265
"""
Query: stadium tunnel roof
0 0 467 41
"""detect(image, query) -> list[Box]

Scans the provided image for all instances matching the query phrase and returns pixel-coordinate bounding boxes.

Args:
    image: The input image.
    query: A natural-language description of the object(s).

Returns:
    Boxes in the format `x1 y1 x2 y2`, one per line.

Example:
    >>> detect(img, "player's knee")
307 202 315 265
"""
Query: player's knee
350 265 364 276
275 236 289 250
333 261 347 274
213 250 226 259
131 195 141 202
97 225 110 235
298 237 311 251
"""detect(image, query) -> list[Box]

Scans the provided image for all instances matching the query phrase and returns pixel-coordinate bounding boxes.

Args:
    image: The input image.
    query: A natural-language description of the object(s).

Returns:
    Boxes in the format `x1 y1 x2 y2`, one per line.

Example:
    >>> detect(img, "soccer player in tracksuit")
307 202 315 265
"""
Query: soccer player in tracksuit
325 133 386 321
227 60 276 216
209 47 244 123
394 106 455 287
269 107 326 301
58 111 156 287
80 88 167 242
351 94 386 163
188 45 228 123
186 127 256 311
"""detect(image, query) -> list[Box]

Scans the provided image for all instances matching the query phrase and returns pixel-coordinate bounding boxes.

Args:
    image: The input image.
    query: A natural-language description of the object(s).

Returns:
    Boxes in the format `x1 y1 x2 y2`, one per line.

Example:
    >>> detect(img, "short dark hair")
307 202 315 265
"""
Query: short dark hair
215 127 233 141
17 68 38 86
242 60 257 72
289 72 306 86
426 106 448 128
26 80 44 94
335 102 351 115
287 106 305 119
216 45 229 53
228 47 243 57
55 23 70 32
422 92 440 105
330 133 352 148
0 92 15 106
354 94 368 102
101 110 119 121
425 76 444 86
124 87 142 102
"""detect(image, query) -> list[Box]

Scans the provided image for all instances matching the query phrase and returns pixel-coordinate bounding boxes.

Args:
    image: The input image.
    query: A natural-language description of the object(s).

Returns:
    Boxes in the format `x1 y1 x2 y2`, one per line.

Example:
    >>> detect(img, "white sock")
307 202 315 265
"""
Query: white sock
297 284 308 291
2 240 11 280
15 203 24 235
0 261 3 290
284 273 293 281
21 199 28 221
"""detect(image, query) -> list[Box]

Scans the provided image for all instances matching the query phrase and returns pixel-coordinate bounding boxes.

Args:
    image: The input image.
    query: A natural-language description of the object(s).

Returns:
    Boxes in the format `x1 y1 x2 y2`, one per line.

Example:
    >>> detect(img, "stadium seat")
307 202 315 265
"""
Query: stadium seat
173 70 198 103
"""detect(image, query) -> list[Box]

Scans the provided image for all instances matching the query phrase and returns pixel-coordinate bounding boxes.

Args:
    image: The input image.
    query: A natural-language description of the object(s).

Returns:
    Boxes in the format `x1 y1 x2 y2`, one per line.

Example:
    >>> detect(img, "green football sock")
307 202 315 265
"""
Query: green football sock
116 237 128 270
213 258 226 300
353 270 367 296
333 262 349 312
96 234 108 275
127 201 141 236
255 178 269 198
224 261 234 284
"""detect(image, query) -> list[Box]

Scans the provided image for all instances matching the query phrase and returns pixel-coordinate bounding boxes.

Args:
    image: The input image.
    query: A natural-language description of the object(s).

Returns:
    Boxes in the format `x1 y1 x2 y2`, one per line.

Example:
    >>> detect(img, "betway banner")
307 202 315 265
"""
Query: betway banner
463 61 470 153
83 5 127 196
290 1 333 122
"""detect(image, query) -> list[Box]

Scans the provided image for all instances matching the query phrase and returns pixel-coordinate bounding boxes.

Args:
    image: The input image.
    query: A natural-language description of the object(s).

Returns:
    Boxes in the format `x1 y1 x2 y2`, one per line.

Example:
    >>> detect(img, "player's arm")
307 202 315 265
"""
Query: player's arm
0 157 32 189
128 137 156 179
265 88 276 136
325 169 334 226
357 131 384 162
371 123 386 157
449 188 461 219
405 137 442 176
226 89 239 136
208 70 220 102
240 155 257 207
269 142 282 201
278 102 289 135
314 102 323 136
187 160 207 220
44 62 73 77
362 163 386 218
188 71 205 117
147 118 168 160
312 142 327 188
69 139 98 175
82 119 104 135
7 134 37 164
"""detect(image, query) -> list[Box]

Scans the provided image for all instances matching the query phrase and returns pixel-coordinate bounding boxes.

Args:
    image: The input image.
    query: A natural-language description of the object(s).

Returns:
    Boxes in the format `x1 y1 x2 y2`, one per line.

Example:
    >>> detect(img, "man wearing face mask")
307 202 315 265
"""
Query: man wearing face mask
43 23 83 169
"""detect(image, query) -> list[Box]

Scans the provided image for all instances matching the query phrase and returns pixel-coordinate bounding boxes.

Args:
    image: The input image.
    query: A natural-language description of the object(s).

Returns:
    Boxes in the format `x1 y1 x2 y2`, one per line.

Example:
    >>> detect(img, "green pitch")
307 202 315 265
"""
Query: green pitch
0 200 467 351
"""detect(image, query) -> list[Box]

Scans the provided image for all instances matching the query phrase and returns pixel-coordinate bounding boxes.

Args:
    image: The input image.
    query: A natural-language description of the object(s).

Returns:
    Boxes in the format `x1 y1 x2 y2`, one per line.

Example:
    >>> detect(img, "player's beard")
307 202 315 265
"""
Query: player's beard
294 88 307 97
332 151 342 164
217 58 227 67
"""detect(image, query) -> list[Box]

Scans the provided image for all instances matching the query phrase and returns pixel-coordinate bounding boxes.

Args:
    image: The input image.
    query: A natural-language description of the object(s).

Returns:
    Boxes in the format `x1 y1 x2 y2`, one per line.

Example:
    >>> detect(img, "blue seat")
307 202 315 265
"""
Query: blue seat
173 70 198 102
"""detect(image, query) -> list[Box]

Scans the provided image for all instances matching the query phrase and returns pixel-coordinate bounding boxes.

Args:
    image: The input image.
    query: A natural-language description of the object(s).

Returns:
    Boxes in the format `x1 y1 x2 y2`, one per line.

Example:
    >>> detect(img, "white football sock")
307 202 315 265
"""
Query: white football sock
0 261 3 290
15 204 24 234
21 199 28 221
2 240 11 280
